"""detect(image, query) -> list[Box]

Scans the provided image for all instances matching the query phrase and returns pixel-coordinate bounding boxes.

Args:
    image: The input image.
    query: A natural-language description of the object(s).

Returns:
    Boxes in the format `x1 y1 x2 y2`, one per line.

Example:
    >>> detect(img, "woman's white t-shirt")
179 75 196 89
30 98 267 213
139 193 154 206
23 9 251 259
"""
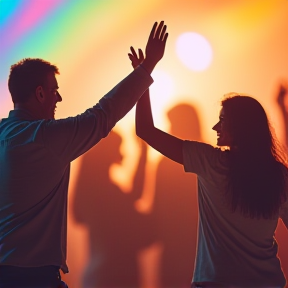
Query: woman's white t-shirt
183 141 286 287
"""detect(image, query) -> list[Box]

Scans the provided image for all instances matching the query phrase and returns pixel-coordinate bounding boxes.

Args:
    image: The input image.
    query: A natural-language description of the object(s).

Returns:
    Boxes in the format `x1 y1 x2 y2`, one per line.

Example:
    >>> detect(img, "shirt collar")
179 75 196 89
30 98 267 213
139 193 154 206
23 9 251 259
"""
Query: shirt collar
8 109 38 121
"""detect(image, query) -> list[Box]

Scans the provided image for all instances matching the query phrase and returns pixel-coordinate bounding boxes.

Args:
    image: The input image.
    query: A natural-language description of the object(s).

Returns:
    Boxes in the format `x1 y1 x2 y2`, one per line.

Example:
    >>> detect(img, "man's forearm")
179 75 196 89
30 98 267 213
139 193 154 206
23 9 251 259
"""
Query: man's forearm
98 66 153 131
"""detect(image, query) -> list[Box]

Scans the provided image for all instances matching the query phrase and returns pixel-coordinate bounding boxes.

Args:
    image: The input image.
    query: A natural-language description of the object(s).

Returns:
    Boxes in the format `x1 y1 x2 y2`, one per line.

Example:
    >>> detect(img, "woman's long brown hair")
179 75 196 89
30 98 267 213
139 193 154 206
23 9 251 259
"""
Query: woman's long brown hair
222 95 287 219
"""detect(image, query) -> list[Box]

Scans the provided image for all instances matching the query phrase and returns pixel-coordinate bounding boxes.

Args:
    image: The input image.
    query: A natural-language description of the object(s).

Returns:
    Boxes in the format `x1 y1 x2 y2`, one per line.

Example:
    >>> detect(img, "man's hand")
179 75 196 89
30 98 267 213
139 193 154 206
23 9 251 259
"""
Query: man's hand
145 21 168 64
138 21 168 74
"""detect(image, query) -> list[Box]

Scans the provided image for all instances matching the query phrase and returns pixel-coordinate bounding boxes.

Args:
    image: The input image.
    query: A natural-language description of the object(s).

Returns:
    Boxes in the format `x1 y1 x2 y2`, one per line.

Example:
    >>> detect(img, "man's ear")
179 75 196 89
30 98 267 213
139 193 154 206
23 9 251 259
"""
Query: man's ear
36 86 45 103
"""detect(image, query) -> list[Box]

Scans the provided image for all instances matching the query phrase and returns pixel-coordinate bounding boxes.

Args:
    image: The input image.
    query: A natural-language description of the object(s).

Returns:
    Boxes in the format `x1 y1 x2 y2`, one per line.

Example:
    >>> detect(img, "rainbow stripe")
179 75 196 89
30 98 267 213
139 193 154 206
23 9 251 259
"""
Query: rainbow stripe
0 0 110 89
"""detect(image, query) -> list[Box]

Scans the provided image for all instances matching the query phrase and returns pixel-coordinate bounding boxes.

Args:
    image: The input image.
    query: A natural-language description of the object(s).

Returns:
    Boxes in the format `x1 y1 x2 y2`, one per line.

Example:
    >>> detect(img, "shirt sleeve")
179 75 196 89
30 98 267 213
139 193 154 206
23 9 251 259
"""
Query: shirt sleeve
39 66 153 163
182 140 228 179
183 141 215 175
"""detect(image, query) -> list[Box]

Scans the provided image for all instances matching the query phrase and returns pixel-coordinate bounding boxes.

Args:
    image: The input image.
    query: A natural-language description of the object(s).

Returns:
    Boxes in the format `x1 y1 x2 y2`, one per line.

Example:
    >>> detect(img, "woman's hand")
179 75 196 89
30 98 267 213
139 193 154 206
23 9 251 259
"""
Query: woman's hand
128 46 144 69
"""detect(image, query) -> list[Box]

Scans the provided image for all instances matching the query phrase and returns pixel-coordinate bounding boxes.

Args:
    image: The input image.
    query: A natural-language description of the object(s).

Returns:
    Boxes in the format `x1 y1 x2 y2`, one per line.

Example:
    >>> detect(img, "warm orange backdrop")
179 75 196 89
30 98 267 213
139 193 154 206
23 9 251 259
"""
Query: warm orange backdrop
1 1 288 287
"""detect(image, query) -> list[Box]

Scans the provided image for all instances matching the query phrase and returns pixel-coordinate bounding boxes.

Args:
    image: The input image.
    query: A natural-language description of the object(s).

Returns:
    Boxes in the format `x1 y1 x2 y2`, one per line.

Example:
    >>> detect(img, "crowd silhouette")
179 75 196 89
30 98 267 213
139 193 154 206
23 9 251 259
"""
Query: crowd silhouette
153 104 201 288
72 131 155 288
72 103 203 288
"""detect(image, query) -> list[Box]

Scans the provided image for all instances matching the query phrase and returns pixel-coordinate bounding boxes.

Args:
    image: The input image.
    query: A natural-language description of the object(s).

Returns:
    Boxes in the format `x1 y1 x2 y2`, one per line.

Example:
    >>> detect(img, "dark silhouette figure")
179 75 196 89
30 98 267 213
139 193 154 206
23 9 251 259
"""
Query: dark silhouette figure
275 84 288 283
153 103 201 288
72 131 154 288
277 84 288 149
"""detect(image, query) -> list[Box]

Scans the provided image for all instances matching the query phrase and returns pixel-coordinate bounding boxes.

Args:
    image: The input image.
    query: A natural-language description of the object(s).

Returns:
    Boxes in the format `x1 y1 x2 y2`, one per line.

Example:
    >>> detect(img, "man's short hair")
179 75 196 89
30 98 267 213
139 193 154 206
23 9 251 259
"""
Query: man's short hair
8 58 59 104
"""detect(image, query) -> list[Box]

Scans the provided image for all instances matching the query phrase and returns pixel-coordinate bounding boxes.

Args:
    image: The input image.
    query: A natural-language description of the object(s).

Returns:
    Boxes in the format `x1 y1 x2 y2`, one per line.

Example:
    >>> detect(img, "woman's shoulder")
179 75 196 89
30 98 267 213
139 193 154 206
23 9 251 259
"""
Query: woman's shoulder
183 140 230 175
184 140 230 159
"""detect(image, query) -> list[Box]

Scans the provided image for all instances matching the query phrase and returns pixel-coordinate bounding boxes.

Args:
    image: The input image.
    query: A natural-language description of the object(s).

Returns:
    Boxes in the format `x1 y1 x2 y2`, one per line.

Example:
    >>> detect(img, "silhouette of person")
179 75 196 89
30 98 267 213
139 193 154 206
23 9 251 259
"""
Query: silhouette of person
275 83 288 282
277 84 288 149
153 104 201 288
72 131 155 288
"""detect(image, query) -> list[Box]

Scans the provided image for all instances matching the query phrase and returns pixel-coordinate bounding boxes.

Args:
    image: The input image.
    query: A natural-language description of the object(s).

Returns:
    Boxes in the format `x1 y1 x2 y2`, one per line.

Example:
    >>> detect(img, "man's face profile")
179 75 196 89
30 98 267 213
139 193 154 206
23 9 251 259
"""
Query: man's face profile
39 72 62 120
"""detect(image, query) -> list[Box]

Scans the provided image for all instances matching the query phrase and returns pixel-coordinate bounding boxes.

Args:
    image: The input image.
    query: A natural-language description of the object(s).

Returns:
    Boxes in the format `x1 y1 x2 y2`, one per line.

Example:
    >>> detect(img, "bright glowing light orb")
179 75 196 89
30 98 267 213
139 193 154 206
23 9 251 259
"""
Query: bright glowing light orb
176 32 213 71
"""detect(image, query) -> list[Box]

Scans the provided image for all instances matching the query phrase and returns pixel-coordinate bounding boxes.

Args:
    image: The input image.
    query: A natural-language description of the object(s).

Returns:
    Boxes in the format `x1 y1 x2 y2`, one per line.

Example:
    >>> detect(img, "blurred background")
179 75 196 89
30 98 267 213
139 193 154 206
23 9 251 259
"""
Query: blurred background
1 0 288 287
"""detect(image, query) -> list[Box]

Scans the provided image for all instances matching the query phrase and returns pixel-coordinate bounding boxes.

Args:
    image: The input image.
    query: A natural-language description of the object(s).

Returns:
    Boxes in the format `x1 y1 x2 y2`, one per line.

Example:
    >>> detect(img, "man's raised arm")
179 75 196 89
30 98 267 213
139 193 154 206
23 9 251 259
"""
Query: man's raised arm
98 21 169 129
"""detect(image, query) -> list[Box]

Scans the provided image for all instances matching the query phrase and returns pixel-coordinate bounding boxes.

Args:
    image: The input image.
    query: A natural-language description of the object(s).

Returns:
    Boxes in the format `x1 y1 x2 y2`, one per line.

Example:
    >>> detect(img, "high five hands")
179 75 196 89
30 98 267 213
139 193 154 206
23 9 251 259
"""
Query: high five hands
129 21 168 73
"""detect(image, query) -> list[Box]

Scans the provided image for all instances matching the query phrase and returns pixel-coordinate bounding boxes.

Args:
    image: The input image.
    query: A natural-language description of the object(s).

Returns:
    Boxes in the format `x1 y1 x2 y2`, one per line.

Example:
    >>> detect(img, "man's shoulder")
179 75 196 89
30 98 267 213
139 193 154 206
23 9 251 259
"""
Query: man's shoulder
0 117 46 143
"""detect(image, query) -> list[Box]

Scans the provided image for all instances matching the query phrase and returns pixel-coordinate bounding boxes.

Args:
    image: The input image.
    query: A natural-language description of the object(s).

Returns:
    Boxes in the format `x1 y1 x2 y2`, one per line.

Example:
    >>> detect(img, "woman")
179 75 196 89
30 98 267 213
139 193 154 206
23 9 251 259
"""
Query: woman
128 45 288 287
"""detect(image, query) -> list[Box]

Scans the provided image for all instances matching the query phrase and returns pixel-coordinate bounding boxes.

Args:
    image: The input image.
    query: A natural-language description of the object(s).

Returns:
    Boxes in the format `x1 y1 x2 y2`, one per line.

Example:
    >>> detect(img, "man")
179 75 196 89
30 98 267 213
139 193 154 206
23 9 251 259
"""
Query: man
0 21 168 288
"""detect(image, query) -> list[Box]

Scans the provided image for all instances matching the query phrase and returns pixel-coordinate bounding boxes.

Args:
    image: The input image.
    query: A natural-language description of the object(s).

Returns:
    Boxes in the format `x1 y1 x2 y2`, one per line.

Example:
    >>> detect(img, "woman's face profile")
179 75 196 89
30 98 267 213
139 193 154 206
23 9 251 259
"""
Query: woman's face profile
212 108 233 147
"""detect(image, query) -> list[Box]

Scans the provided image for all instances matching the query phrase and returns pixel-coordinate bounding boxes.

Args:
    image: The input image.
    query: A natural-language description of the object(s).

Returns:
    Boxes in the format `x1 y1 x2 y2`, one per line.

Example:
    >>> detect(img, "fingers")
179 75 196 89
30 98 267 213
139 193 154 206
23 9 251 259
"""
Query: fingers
130 46 137 58
154 21 164 39
139 49 144 60
148 22 158 41
128 46 145 69
159 25 167 41
163 32 169 44
149 21 167 42
130 47 144 61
